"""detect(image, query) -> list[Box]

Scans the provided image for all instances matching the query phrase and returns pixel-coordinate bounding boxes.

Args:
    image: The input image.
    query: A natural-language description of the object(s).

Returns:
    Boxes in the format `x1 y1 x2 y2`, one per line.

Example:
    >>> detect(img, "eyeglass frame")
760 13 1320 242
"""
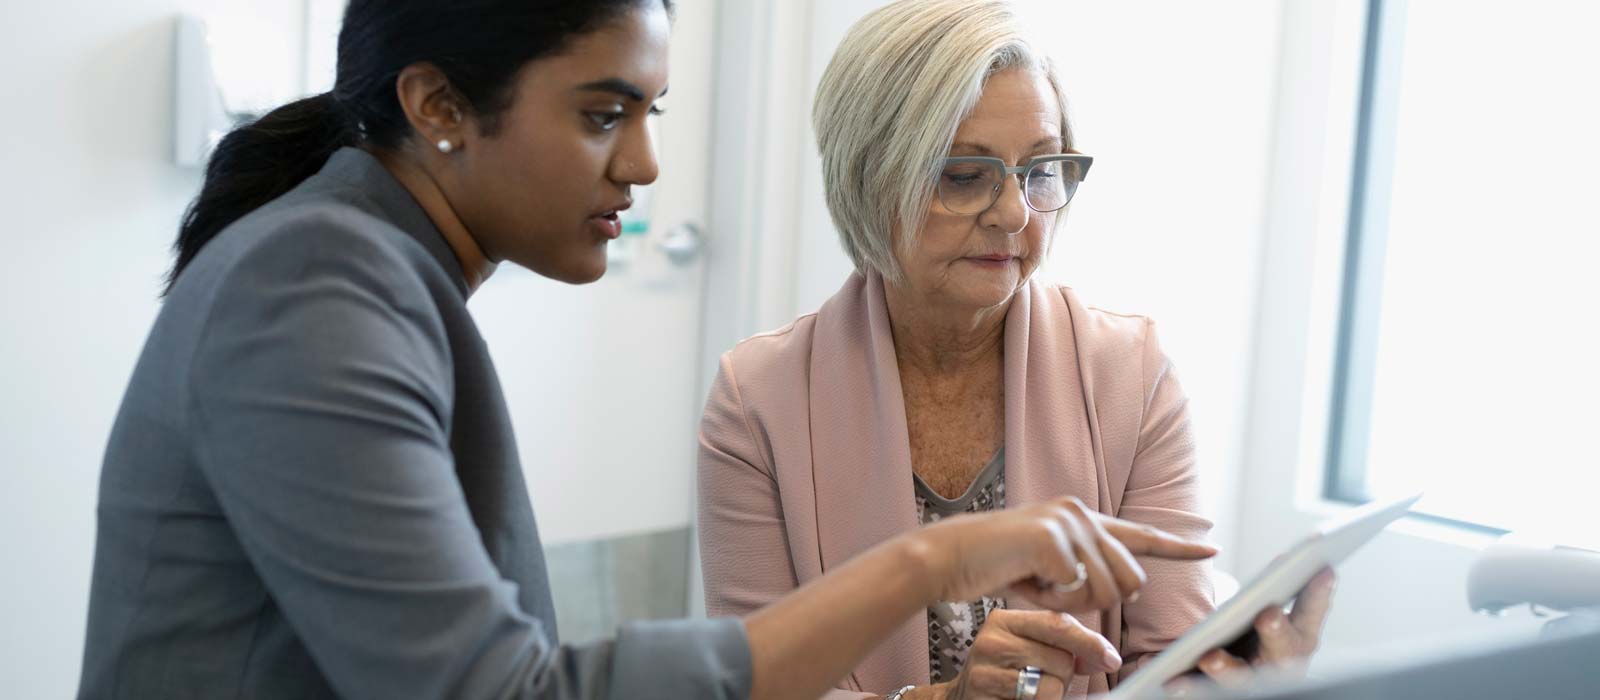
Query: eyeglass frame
936 154 1095 214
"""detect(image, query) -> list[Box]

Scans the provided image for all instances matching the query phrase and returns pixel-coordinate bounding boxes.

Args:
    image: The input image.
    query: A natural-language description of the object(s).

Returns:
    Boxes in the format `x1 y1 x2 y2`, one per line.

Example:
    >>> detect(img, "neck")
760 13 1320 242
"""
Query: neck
882 278 1010 377
372 147 496 293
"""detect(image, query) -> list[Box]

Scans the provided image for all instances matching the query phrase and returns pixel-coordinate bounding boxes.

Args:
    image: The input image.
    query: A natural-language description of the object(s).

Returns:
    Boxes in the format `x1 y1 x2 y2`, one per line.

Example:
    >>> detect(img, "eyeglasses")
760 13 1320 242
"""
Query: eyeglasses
936 154 1094 215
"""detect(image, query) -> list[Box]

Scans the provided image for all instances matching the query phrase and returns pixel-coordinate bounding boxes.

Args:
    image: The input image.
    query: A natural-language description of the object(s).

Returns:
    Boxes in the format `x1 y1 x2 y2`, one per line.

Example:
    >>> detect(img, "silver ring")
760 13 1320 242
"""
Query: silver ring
1014 665 1043 700
1050 561 1090 594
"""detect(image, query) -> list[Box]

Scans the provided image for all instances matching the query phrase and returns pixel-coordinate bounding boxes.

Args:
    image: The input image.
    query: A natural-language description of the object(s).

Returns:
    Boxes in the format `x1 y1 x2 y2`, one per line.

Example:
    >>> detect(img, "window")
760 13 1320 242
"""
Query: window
1326 0 1600 537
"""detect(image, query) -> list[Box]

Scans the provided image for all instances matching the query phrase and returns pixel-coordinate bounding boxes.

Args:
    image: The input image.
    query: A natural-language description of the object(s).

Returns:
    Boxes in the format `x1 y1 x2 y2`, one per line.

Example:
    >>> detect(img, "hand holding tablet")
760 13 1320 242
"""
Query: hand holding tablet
1105 493 1423 700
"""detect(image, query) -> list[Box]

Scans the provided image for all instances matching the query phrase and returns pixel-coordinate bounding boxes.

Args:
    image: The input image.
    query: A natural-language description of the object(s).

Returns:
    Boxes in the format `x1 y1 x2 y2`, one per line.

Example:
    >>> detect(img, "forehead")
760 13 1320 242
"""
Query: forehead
950 68 1062 155
522 5 673 94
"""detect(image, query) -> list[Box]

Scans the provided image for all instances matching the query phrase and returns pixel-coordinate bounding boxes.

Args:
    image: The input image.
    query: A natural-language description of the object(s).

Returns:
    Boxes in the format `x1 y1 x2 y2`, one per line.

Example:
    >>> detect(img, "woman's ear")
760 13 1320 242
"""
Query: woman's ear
394 62 469 154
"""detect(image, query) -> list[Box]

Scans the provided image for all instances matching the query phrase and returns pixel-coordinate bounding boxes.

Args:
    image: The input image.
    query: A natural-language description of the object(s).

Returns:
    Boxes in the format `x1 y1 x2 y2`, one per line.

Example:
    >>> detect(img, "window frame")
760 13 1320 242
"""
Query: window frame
1320 0 1508 535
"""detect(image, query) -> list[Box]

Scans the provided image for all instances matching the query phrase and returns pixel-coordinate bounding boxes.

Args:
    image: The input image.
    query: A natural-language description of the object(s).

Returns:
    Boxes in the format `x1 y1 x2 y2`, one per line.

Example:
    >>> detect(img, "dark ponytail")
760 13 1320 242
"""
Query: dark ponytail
167 94 352 291
165 0 675 294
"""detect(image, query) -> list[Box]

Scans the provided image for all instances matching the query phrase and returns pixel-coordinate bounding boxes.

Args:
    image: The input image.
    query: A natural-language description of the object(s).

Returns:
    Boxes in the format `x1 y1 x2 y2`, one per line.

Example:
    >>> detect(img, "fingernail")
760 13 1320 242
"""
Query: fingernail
1102 643 1123 670
1104 649 1123 670
1128 590 1142 603
1268 613 1285 631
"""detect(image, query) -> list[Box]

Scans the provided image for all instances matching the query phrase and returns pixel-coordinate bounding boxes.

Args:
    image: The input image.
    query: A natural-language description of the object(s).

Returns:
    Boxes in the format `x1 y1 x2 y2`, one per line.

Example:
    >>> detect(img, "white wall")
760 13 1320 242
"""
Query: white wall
0 3 307 697
1029 0 1283 578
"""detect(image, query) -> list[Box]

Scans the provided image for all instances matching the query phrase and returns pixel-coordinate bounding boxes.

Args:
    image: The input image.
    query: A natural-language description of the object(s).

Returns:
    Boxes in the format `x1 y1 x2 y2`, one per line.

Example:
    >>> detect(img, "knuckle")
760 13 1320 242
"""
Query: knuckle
1052 512 1084 540
1125 565 1148 589
1042 612 1070 638
1033 519 1064 548
1056 611 1083 630
1055 618 1090 648
970 631 1001 656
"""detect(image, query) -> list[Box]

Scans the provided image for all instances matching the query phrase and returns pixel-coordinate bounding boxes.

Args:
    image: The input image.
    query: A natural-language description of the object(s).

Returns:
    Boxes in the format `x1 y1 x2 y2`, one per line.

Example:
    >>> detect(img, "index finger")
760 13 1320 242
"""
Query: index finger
1099 518 1219 560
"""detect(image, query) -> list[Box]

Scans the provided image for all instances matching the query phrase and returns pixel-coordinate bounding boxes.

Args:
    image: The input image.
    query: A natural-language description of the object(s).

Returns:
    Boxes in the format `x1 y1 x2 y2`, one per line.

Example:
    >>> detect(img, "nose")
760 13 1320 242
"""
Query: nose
980 174 1030 235
613 120 660 186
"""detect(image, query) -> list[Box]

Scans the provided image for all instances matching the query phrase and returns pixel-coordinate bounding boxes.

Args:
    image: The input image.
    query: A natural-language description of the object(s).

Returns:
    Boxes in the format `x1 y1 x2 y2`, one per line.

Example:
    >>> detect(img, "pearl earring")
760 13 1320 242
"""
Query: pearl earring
436 139 454 154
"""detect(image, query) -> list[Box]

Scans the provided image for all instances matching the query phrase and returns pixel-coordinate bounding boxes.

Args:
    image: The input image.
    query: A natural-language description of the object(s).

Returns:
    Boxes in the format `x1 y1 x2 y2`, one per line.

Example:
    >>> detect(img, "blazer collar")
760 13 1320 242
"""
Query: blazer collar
307 147 470 299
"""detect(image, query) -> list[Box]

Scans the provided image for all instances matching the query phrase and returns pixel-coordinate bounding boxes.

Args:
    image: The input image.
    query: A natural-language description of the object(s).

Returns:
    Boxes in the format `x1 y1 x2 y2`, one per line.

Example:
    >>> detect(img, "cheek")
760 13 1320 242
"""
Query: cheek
509 134 594 192
488 131 603 219
914 214 973 261
1024 215 1055 256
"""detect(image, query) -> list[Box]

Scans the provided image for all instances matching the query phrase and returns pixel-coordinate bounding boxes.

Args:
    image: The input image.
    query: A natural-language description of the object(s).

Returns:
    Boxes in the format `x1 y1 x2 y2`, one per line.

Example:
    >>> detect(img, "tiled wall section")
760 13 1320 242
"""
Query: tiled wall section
542 526 692 645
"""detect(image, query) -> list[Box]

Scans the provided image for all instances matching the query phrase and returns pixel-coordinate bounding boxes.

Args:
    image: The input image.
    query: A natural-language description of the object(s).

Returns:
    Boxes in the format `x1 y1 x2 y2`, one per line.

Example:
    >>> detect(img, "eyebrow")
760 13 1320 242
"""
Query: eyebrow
949 136 1064 156
575 78 669 103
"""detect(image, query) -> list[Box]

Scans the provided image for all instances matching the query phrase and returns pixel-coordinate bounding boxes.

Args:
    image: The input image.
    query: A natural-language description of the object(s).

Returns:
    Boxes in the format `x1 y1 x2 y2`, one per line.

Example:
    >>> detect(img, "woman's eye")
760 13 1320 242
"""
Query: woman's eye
943 172 983 185
587 112 623 131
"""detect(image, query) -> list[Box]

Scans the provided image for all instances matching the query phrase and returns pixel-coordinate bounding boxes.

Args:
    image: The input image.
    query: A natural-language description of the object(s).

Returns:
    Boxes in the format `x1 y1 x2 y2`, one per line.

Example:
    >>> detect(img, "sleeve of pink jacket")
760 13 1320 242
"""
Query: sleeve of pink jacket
1114 320 1217 682
697 354 876 700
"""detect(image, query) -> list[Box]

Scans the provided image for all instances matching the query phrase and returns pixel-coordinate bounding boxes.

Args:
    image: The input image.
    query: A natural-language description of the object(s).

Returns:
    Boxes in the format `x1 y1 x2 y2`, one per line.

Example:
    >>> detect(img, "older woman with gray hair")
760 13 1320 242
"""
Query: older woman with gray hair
698 2 1332 699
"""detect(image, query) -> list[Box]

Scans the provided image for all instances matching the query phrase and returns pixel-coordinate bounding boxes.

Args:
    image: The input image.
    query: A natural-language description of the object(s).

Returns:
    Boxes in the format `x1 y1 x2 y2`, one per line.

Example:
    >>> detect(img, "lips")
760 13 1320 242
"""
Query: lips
590 199 633 219
587 200 632 240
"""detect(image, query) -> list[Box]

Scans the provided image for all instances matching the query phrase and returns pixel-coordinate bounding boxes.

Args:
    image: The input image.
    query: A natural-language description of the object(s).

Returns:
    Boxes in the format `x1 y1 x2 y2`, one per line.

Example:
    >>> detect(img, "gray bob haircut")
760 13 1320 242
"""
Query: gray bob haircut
813 0 1073 284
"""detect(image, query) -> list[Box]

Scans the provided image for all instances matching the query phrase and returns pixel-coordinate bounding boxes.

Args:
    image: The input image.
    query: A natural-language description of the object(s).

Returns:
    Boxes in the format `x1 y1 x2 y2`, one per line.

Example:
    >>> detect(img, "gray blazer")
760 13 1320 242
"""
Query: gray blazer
79 149 751 699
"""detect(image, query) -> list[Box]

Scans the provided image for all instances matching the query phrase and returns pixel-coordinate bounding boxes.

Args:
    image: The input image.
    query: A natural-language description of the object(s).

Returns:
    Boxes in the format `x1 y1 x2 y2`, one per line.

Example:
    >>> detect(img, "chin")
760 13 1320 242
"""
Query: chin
559 258 608 285
516 249 609 285
953 274 1021 307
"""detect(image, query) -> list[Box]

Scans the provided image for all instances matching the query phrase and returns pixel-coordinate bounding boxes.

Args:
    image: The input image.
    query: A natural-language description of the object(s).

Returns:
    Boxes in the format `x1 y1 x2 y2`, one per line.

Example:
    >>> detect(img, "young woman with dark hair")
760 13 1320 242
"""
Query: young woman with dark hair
80 1 1215 698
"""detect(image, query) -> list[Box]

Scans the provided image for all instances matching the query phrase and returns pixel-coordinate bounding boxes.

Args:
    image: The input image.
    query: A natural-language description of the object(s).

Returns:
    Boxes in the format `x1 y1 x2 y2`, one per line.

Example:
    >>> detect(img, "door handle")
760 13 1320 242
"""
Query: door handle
658 222 705 266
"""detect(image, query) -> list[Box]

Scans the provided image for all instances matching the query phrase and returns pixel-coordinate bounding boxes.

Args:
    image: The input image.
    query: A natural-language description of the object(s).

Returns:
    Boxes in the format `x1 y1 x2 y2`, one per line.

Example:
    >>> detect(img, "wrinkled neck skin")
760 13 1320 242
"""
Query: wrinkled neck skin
882 276 1012 378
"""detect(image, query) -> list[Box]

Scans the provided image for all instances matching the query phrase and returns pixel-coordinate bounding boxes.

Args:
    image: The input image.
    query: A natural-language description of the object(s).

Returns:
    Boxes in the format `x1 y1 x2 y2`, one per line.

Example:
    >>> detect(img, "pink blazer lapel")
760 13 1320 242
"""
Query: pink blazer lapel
1003 282 1118 698
807 271 928 688
1003 282 1107 512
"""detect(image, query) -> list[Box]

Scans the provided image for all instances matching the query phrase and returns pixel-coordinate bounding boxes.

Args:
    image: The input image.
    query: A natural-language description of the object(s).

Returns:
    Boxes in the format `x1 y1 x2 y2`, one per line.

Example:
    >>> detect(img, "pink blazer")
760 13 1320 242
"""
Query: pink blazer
697 271 1215 698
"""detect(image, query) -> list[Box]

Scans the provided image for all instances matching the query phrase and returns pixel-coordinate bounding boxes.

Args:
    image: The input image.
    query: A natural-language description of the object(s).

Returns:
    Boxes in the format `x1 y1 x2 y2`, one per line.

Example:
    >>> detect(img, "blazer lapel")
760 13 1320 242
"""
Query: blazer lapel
1003 282 1104 511
1003 282 1118 697
808 271 928 688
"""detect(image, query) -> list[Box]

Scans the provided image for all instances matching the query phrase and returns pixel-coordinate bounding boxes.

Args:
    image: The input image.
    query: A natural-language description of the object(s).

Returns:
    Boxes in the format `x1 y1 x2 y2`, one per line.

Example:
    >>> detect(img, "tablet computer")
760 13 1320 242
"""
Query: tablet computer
1106 492 1423 700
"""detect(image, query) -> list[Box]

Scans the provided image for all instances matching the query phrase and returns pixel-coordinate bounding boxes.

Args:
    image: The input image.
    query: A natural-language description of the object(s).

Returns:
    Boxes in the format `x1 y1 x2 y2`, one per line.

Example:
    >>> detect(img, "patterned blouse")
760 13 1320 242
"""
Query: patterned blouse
913 450 1006 684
